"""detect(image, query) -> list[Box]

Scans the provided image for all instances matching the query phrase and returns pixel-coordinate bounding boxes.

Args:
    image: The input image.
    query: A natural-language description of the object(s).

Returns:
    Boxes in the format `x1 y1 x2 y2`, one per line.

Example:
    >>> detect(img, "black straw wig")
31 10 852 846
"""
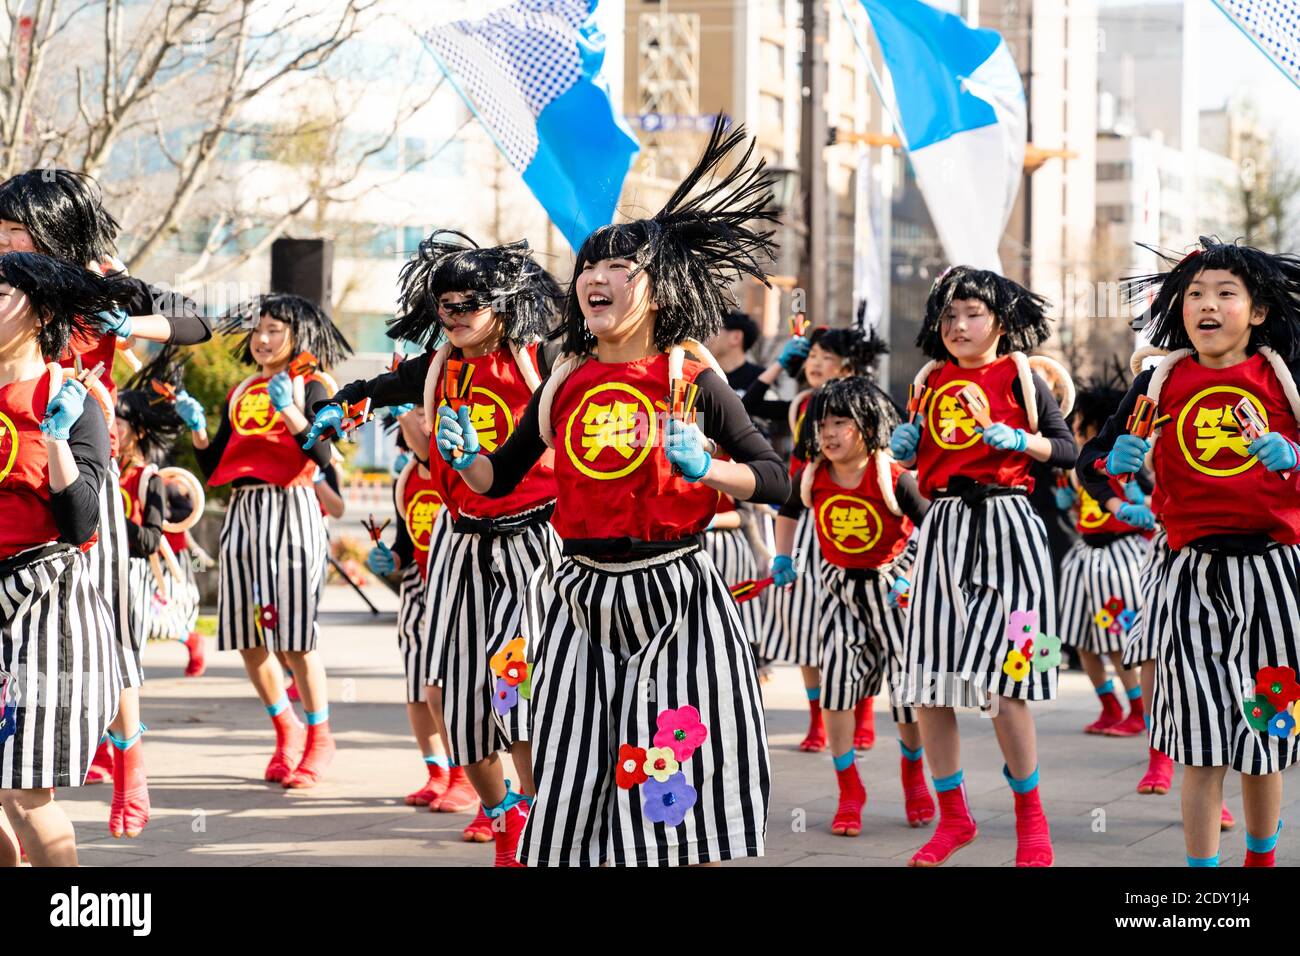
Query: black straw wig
218 294 352 369
0 169 120 266
807 375 901 455
560 117 778 355
1072 358 1129 436
125 343 187 394
387 230 561 349
1125 237 1300 362
918 266 1052 361
115 389 183 465
814 327 889 378
0 251 135 359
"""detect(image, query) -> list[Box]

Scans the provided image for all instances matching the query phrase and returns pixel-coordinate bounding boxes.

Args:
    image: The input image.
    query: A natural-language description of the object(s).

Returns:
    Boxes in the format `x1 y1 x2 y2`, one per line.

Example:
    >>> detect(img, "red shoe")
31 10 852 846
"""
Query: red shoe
1136 747 1173 795
853 697 876 750
830 763 866 836
84 737 113 785
900 754 936 827
108 742 150 838
1084 690 1124 734
431 766 479 813
462 805 494 843
265 710 306 783
406 763 450 806
492 800 530 867
283 721 336 789
1103 693 1145 737
1221 803 1236 831
1243 825 1278 867
799 698 827 753
286 679 300 703
182 633 206 678
909 782 977 866
1011 786 1054 867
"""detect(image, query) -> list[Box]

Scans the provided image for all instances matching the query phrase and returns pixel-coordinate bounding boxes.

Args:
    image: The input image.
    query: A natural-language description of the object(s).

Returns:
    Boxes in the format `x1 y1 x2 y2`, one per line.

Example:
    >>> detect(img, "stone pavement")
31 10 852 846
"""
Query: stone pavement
68 583 1295 867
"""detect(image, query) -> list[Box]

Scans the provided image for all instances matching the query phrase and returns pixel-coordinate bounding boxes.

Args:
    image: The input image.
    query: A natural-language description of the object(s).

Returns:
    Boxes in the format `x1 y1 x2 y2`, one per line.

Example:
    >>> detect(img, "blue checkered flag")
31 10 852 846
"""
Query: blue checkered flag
424 0 639 250
1210 0 1300 88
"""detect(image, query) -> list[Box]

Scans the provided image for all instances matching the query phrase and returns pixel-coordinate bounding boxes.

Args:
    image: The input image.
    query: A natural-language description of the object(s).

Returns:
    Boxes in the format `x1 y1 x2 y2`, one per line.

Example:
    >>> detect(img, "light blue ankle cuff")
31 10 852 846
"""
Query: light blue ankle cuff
484 779 533 818
305 707 329 726
933 769 964 793
107 724 147 750
1003 764 1039 794
1126 685 1142 700
266 695 290 717
806 686 821 702
1096 679 1115 696
424 754 451 768
899 741 924 761
1186 854 1219 867
832 750 855 772
1245 821 1283 854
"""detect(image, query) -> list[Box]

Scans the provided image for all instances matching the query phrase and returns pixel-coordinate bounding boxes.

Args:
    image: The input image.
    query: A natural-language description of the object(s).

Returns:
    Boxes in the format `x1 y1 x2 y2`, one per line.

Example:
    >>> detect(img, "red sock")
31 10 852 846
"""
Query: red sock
909 775 977 866
265 709 305 783
900 750 935 827
85 737 114 785
853 697 876 749
800 695 826 752
1103 692 1145 736
1243 822 1280 867
1137 747 1173 795
1010 786 1053 867
283 720 335 789
109 740 150 838
831 761 866 837
1084 690 1124 734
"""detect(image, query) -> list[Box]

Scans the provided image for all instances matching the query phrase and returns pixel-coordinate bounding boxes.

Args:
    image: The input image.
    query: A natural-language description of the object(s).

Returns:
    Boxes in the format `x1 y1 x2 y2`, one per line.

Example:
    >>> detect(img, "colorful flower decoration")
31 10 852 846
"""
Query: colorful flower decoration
652 705 709 763
1003 648 1030 682
1268 711 1296 739
492 677 518 717
1007 610 1037 652
259 603 279 632
490 637 526 679
642 746 680 782
642 772 698 827
1255 666 1300 711
1031 633 1063 673
1118 609 1137 632
1290 702 1300 736
1244 696 1277 732
0 703 14 745
1108 619 1124 635
616 744 648 789
518 669 532 701
1104 596 1125 617
1093 609 1114 630
501 659 528 688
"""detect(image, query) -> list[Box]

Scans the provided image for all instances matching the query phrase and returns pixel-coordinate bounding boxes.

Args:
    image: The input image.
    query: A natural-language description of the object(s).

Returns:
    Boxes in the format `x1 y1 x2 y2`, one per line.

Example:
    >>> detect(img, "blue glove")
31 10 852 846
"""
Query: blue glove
367 543 396 576
303 403 343 450
436 405 480 470
392 451 411 477
981 423 1027 452
1053 485 1076 511
388 403 417 418
890 422 921 461
173 390 207 432
267 371 293 411
1106 434 1151 477
771 554 798 587
886 575 910 609
96 308 131 338
1123 480 1147 506
777 336 811 373
1116 502 1156 530
40 379 88 441
1249 431 1299 473
664 418 712 482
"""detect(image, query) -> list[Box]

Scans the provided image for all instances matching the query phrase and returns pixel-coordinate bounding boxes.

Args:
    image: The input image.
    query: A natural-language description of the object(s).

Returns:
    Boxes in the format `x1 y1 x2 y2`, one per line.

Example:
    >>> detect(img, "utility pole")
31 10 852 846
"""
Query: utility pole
800 0 828 324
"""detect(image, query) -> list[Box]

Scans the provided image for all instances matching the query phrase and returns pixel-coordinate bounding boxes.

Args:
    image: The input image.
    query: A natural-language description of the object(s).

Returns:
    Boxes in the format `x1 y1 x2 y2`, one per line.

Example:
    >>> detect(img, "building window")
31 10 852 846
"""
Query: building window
760 93 783 132
761 39 784 83
1097 161 1130 181
1098 205 1128 225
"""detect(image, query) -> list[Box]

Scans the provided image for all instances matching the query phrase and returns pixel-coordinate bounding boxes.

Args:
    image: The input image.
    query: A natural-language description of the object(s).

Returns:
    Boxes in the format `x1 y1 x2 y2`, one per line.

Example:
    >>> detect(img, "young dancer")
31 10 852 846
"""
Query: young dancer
1077 238 1300 866
0 252 132 865
438 120 789 866
1055 373 1151 736
189 294 350 788
774 375 936 836
889 266 1077 867
751 326 888 752
0 170 210 831
307 231 561 865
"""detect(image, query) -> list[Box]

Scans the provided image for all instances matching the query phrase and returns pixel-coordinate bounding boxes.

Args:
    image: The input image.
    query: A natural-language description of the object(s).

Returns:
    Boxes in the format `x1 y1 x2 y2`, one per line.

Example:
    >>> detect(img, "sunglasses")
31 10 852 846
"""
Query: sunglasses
438 299 484 316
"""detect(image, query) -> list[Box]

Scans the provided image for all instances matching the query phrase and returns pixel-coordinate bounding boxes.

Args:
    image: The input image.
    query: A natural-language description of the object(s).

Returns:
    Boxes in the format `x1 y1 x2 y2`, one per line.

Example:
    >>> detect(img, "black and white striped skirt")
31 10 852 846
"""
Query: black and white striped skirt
417 508 454 689
819 540 918 721
757 510 823 666
397 561 429 703
144 552 200 643
1149 542 1300 774
439 518 559 766
84 460 137 687
1123 529 1169 668
0 545 121 789
901 494 1058 708
518 546 770 867
701 525 766 649
216 484 328 653
1058 534 1148 656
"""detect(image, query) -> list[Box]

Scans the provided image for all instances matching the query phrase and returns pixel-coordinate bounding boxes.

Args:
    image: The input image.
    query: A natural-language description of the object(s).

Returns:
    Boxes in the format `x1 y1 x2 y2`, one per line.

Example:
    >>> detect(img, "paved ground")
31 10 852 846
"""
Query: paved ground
66 581 1295 867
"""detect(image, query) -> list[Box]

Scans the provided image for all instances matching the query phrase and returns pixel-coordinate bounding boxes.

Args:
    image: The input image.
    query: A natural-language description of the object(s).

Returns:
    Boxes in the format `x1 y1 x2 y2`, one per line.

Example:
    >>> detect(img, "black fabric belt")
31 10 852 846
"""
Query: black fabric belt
0 542 74 577
1186 533 1280 557
1080 530 1145 550
934 475 1030 509
563 535 701 562
452 503 554 537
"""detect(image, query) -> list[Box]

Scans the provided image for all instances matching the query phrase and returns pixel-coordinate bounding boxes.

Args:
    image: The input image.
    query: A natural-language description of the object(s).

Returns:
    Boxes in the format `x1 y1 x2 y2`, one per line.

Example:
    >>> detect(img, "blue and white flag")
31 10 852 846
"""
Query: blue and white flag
860 0 1025 272
1208 0 1300 89
424 1 639 250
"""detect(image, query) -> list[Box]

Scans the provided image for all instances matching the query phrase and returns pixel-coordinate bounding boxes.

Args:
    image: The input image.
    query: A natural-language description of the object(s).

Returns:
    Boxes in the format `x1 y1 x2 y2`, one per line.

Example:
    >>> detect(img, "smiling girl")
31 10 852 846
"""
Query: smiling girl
1077 238 1300 867
189 295 350 789
438 120 789 866
0 251 135 866
889 266 1077 867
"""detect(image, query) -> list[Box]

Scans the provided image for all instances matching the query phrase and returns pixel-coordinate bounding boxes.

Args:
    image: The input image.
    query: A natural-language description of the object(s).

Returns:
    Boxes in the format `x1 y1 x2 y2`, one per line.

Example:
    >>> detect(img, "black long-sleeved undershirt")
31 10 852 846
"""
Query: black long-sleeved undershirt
1013 374 1077 470
779 466 930 527
482 367 790 508
121 276 211 345
124 473 165 557
51 405 110 547
194 378 332 480
390 484 415 570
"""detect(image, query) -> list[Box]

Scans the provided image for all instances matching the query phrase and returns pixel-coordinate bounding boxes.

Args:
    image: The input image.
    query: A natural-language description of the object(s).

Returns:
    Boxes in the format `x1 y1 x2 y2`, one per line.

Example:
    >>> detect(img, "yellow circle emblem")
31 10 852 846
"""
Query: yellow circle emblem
816 494 883 554
438 386 514 454
927 380 984 451
1175 385 1265 478
405 489 443 551
231 383 280 436
0 412 18 484
563 382 656 481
